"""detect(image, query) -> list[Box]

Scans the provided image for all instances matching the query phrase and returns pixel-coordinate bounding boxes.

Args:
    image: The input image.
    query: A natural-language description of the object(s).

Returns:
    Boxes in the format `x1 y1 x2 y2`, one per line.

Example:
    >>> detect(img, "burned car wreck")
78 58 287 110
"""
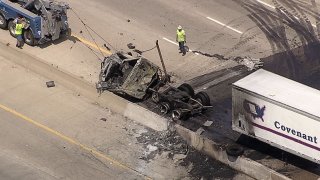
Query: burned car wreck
96 52 160 100
97 51 211 120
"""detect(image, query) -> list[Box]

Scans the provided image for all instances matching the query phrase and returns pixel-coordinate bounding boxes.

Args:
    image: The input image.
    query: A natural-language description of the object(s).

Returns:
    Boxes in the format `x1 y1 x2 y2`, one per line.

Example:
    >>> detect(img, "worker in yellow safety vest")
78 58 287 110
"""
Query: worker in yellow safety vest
176 25 186 56
15 16 25 48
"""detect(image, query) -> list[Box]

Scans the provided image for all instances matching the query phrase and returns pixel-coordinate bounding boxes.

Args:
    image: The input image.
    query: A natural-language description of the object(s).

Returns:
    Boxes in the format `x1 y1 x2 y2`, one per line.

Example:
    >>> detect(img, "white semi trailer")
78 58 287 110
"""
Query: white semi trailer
232 69 320 163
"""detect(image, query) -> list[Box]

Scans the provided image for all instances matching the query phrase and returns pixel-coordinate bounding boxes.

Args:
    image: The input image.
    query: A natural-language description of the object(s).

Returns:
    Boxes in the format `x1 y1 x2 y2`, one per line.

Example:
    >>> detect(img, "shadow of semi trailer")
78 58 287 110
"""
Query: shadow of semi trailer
232 69 320 164
0 0 70 46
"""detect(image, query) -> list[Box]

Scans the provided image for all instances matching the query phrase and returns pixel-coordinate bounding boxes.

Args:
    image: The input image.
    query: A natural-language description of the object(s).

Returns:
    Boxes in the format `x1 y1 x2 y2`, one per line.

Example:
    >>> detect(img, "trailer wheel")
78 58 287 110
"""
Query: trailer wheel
151 92 160 103
178 83 194 97
8 20 16 37
159 102 171 114
226 144 244 157
172 109 188 121
24 29 36 46
0 14 7 29
195 91 211 106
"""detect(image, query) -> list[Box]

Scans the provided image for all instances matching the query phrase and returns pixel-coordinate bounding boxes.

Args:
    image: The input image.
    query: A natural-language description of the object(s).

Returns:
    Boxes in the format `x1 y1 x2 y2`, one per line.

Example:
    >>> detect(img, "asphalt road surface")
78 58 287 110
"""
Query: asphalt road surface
1 0 320 179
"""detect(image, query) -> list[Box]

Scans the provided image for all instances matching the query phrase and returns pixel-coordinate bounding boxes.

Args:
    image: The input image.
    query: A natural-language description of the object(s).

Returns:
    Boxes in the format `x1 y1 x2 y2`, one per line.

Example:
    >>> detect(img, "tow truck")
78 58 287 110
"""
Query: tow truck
0 0 70 45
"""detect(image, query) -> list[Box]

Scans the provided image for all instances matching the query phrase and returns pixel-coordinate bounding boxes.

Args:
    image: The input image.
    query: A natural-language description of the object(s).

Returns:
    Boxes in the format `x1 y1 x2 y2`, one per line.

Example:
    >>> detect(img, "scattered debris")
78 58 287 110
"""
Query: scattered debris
190 50 263 71
196 127 205 135
234 56 263 71
173 153 187 163
103 44 111 51
136 127 237 179
191 51 228 60
133 49 143 54
127 43 135 49
203 120 213 127
46 81 55 88
136 128 189 163
100 118 107 122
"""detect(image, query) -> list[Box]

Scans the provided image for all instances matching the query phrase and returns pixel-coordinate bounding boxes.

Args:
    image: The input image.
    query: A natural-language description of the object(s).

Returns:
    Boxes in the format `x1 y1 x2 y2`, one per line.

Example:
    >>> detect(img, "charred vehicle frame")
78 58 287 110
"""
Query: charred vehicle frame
97 41 211 120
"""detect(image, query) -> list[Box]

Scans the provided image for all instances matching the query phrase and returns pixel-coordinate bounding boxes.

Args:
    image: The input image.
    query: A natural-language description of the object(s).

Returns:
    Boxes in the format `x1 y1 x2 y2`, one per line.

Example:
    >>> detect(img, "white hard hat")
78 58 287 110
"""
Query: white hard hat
177 25 182 30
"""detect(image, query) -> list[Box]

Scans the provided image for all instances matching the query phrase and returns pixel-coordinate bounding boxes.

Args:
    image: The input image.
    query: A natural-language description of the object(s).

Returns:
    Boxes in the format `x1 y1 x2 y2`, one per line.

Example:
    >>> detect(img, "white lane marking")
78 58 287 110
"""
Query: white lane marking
162 37 199 55
206 17 243 34
163 37 178 45
256 0 275 9
256 0 317 28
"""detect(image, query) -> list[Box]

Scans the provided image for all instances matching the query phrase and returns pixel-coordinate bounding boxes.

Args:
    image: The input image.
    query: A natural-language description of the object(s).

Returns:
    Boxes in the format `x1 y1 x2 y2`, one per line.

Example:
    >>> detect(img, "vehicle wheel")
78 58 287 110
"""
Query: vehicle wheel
195 91 211 106
172 109 188 121
178 83 194 97
23 29 36 46
226 144 244 157
8 20 16 37
0 14 7 29
61 28 71 39
159 102 171 114
151 92 160 103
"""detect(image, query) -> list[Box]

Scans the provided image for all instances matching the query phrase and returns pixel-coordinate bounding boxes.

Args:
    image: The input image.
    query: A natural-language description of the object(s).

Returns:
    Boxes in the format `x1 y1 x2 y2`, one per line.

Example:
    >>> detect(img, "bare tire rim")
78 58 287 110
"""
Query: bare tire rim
159 103 170 114
171 110 181 120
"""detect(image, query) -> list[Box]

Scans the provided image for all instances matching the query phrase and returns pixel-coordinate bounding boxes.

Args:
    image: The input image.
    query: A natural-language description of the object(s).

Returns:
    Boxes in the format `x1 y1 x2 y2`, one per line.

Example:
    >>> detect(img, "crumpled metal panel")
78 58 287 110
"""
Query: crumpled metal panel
98 52 159 99
121 58 159 99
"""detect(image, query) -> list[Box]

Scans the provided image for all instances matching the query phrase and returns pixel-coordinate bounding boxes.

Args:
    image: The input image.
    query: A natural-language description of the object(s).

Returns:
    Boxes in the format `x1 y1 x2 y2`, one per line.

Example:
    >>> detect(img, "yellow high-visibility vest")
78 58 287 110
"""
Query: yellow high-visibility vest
176 29 185 42
15 24 23 35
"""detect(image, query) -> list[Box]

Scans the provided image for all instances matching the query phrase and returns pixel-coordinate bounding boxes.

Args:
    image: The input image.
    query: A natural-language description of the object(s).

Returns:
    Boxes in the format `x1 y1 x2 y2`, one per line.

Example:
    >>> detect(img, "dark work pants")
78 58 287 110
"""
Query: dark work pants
178 41 186 55
16 35 23 47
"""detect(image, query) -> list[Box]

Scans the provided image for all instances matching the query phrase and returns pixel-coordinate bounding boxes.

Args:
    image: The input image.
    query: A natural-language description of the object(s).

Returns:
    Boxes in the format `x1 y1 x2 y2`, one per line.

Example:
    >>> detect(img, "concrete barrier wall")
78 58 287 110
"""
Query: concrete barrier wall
175 125 291 180
0 43 168 131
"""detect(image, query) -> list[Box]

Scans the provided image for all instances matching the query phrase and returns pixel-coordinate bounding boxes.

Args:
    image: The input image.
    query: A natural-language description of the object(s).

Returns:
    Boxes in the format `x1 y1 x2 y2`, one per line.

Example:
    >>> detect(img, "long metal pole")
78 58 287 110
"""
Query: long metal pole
156 40 168 78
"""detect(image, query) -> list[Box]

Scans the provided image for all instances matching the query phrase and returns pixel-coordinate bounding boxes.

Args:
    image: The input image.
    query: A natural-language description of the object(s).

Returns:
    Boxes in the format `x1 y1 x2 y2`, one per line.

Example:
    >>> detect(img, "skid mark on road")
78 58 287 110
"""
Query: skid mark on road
255 0 317 28
206 17 243 34
0 103 151 180
72 33 112 55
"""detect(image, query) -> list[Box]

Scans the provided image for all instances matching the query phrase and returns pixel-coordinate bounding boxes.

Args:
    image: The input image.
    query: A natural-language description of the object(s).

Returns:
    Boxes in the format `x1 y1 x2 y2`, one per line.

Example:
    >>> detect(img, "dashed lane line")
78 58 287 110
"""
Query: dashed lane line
206 17 243 34
0 103 152 180
71 33 112 55
162 37 199 55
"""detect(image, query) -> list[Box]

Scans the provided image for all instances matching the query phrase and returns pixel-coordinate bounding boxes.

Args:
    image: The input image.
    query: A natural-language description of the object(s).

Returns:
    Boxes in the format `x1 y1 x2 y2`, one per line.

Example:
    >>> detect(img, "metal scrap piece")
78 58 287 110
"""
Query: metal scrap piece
46 81 55 88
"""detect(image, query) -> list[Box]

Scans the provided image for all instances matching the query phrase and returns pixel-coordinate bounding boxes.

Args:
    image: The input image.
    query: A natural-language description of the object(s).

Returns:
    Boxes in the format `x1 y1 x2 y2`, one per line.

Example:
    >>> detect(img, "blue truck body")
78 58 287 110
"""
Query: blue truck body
0 0 69 45
0 0 42 39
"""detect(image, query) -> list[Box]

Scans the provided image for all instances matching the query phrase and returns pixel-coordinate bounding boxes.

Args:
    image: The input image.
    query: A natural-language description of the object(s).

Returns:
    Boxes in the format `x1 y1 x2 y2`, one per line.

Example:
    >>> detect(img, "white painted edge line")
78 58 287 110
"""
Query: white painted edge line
162 37 199 55
206 17 243 34
256 0 317 28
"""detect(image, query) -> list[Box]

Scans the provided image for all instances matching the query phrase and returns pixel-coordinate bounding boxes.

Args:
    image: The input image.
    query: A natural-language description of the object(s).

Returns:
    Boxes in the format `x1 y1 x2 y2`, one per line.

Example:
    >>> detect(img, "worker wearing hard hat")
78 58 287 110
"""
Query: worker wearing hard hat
15 16 26 48
176 25 186 56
